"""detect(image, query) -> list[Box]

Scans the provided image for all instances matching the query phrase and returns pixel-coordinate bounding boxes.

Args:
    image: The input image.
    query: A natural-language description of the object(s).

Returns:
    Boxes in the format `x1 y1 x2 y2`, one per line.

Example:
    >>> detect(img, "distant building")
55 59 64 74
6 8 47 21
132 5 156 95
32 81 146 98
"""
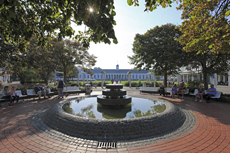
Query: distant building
75 64 155 81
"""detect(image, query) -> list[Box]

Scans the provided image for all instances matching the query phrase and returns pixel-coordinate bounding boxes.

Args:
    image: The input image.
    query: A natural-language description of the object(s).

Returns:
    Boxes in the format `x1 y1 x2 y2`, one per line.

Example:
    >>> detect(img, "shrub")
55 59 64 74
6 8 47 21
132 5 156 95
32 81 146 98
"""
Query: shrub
186 80 202 89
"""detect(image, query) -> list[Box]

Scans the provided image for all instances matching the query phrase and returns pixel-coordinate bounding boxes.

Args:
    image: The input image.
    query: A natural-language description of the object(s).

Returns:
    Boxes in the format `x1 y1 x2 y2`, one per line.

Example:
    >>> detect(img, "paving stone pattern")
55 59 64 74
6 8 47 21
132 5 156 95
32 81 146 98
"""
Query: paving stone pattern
0 88 230 152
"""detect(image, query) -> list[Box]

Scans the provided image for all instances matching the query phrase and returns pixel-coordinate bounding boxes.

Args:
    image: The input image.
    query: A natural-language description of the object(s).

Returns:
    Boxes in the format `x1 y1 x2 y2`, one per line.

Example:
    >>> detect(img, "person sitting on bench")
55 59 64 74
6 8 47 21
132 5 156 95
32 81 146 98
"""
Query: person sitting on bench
177 83 187 99
203 84 216 103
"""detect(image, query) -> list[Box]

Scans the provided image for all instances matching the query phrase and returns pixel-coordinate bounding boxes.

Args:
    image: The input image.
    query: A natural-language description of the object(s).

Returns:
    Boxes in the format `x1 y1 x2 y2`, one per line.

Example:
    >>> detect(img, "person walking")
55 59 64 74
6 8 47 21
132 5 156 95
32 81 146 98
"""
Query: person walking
111 79 114 84
57 80 66 99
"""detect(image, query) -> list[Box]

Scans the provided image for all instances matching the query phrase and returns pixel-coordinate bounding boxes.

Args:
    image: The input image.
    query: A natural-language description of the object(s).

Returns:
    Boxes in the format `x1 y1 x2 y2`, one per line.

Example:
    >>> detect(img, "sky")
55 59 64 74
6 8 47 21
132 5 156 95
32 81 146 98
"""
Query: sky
74 1 183 69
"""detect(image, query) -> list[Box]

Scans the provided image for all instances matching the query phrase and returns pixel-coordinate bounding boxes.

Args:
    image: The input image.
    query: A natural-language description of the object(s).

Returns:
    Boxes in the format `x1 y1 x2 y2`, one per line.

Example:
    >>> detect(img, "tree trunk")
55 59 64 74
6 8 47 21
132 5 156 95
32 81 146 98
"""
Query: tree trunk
44 78 48 85
202 69 208 90
64 67 67 83
164 71 167 87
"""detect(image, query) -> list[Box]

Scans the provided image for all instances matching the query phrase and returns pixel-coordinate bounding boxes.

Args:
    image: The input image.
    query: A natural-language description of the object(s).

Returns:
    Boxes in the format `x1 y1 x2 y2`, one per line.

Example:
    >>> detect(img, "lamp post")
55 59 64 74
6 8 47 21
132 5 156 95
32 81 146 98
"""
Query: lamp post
100 70 105 88
127 70 132 88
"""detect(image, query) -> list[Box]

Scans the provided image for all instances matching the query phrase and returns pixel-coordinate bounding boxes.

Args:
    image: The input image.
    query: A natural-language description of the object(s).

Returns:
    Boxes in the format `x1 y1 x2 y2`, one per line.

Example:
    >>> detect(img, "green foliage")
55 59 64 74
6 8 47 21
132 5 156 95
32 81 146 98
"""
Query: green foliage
186 80 202 88
52 38 97 83
127 0 174 11
1 0 118 52
128 1 230 54
18 68 37 84
219 93 230 103
129 24 189 87
176 0 230 54
186 53 230 89
123 81 161 87
0 82 3 90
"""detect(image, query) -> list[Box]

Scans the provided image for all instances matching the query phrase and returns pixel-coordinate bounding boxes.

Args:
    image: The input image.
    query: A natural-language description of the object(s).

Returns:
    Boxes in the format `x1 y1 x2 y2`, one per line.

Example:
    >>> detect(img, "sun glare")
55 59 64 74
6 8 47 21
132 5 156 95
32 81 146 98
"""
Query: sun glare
89 7 93 12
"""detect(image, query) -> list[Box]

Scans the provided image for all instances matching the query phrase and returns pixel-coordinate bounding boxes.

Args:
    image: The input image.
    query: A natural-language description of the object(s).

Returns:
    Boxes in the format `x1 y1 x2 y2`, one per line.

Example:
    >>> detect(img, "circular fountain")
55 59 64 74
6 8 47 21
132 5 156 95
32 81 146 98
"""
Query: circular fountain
97 84 131 106
31 84 196 147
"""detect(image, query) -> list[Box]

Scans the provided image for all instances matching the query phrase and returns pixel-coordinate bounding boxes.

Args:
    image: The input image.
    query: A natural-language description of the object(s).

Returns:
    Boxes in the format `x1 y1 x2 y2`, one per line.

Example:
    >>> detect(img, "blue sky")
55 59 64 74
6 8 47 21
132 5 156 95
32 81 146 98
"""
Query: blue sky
76 1 183 69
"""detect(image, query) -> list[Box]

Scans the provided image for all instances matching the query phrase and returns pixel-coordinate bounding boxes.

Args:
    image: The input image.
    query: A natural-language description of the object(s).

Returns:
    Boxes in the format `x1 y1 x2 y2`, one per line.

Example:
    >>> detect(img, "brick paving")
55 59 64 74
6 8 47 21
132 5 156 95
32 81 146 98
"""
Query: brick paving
0 88 230 153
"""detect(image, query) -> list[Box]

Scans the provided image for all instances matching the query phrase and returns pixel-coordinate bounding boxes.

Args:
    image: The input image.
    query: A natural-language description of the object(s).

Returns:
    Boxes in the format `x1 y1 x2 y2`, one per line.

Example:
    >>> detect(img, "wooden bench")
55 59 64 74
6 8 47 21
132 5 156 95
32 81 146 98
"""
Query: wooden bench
139 87 159 94
63 87 81 96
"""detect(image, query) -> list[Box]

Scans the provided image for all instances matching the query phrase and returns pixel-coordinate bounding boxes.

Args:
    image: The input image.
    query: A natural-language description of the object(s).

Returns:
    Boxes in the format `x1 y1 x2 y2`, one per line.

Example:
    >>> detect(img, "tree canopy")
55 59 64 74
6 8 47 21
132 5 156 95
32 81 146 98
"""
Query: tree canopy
1 0 118 51
176 0 230 54
128 0 230 54
129 24 189 87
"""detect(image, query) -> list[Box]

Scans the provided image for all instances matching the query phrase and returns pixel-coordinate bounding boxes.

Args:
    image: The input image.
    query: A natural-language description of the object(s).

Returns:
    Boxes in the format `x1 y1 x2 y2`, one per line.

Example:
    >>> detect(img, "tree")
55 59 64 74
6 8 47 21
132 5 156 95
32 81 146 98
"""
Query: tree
128 0 230 54
187 53 230 89
52 38 96 83
1 0 118 52
25 37 56 85
0 35 17 68
128 24 189 87
176 0 230 54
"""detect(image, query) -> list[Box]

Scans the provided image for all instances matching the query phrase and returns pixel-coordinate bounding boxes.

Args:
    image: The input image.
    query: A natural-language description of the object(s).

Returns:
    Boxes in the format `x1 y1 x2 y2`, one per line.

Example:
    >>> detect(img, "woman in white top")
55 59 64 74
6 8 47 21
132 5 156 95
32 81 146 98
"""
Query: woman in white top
9 86 19 104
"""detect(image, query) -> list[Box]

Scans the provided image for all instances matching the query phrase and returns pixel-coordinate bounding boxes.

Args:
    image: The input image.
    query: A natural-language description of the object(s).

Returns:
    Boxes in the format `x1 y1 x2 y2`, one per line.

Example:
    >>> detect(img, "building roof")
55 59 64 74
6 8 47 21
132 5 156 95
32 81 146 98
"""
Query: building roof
91 69 149 74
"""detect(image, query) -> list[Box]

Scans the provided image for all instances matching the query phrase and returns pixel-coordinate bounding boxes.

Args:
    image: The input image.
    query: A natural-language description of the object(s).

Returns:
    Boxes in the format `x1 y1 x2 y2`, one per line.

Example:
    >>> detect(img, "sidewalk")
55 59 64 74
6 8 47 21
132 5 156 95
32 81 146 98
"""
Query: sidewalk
0 88 230 152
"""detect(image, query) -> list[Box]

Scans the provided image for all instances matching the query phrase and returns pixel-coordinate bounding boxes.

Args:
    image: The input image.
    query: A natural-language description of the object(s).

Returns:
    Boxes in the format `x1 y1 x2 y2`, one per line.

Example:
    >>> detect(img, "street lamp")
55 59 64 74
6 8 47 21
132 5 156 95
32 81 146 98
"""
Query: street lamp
100 70 105 88
127 70 133 88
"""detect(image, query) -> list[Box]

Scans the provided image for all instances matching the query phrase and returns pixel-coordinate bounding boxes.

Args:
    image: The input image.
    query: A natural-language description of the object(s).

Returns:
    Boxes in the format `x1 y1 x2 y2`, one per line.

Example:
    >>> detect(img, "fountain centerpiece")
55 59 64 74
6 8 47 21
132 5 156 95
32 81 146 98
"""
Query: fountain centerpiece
97 84 131 106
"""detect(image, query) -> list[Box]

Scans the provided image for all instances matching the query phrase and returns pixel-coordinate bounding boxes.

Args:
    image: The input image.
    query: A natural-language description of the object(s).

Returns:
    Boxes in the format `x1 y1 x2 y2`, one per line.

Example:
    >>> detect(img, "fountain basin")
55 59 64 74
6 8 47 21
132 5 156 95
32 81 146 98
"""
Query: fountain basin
41 96 186 141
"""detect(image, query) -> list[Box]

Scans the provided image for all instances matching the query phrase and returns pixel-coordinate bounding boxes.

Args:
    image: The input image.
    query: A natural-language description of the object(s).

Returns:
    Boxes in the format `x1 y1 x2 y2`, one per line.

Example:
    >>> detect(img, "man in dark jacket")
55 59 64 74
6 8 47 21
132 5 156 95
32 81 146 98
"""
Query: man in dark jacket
58 80 66 99
34 83 46 99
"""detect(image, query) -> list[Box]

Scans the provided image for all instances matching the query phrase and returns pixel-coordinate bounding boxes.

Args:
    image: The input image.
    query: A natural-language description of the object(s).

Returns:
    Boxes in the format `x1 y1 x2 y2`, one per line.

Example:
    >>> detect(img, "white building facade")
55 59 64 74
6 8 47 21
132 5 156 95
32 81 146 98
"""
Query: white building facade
76 64 155 81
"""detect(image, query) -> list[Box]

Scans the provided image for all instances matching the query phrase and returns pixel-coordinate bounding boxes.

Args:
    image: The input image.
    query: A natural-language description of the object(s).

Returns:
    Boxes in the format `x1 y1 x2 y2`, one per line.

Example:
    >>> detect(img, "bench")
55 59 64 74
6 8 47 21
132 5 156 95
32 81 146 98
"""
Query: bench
93 84 97 88
46 88 54 97
177 88 189 95
63 87 81 96
210 91 221 102
203 90 221 102
190 89 198 96
27 89 38 99
165 88 172 95
211 91 221 99
139 87 159 94
16 90 27 101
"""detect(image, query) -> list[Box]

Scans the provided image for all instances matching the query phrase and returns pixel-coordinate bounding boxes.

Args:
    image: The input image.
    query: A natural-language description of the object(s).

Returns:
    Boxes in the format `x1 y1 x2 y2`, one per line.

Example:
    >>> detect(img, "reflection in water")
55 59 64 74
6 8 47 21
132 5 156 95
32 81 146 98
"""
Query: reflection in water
63 97 166 120
63 103 96 118
97 104 131 119
131 104 166 118
63 102 74 115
